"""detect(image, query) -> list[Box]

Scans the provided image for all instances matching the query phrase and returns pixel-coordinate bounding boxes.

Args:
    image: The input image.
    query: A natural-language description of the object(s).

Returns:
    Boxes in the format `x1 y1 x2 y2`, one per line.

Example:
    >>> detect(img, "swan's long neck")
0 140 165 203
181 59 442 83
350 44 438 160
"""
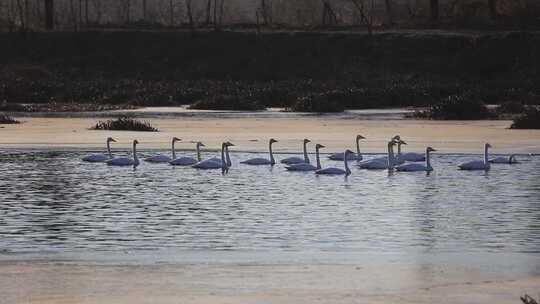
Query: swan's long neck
387 142 394 168
344 152 351 175
315 147 321 170
106 140 112 158
303 141 310 164
196 144 202 161
484 145 489 165
133 143 139 165
220 144 226 168
269 141 275 165
356 138 361 159
426 148 432 170
225 145 232 167
171 140 176 159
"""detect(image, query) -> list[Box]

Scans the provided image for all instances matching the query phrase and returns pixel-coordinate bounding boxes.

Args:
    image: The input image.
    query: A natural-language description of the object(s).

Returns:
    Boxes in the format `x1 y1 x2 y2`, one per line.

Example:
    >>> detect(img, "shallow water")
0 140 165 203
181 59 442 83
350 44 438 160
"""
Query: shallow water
0 150 539 266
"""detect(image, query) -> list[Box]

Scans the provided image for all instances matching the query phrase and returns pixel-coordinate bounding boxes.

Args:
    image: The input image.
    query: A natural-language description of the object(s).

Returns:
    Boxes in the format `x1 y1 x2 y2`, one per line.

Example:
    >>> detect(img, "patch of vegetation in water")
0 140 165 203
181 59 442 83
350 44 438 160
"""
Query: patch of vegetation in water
0 114 20 124
285 93 345 113
511 107 540 129
412 94 495 120
90 117 158 132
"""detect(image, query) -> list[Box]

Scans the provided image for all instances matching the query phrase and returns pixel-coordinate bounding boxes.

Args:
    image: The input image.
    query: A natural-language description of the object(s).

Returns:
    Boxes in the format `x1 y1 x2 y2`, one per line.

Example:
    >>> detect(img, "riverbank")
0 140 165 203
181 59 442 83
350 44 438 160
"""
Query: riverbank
1 260 538 304
1 30 539 110
1 114 540 153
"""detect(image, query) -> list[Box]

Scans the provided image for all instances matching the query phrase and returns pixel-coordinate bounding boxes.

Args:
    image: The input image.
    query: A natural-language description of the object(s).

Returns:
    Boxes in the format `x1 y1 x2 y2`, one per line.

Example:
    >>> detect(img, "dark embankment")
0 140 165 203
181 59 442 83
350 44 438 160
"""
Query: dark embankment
1 30 539 111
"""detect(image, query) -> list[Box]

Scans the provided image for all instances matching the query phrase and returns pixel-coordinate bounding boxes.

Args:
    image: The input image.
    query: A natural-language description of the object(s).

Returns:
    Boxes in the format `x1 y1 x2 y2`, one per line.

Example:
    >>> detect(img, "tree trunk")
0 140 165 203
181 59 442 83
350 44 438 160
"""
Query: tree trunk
169 0 174 26
142 0 147 20
186 0 194 29
384 0 393 25
430 0 438 22
488 0 497 21
85 0 88 25
45 0 54 29
205 0 212 24
219 0 224 26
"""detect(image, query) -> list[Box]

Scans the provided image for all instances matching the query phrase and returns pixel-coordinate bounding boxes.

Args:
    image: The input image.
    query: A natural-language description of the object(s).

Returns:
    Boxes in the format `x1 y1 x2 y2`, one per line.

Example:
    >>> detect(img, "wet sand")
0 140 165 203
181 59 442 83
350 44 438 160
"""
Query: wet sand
1 261 538 304
1 116 540 154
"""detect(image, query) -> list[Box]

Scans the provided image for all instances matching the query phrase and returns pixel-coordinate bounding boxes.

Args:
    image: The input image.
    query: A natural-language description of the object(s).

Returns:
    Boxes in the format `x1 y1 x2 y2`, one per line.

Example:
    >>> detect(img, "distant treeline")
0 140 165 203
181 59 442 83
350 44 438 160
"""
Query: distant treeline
1 0 540 32
0 30 539 112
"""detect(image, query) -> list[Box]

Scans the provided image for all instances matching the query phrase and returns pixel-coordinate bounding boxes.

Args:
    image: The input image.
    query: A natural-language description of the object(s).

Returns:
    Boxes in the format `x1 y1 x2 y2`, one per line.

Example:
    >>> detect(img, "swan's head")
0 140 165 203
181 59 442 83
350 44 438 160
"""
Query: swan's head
427 147 437 153
172 137 181 143
133 140 139 145
270 138 278 144
107 137 116 143
356 135 366 141
303 139 311 144
316 144 325 149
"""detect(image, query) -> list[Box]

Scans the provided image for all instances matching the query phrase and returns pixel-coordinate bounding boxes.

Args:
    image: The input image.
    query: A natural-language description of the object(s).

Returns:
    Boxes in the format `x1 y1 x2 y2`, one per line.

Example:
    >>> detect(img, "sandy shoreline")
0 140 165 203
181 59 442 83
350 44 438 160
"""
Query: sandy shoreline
1 261 538 304
1 116 540 154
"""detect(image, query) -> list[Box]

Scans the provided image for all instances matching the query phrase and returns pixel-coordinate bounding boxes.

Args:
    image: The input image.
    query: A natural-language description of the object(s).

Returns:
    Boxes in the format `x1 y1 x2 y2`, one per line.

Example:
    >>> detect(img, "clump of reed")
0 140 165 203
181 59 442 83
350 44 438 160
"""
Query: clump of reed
90 117 158 132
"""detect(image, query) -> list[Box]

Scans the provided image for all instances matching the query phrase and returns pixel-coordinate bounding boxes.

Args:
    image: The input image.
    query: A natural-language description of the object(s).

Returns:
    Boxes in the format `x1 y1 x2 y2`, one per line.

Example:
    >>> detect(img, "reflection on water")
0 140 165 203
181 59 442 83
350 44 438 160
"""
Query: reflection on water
0 151 539 257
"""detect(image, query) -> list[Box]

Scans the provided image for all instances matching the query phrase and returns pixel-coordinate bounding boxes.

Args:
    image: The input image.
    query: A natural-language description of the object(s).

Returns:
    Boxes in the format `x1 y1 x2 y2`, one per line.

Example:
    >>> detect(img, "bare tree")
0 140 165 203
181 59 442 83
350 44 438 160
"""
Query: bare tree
142 0 147 20
186 0 194 29
350 0 373 34
45 0 54 29
384 0 393 25
430 0 439 22
488 0 497 21
205 0 212 24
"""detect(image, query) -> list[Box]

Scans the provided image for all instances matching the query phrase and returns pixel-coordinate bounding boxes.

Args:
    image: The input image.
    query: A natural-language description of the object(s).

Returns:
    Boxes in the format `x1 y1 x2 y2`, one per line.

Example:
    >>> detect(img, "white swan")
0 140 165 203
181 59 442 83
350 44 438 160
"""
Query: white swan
286 144 325 171
145 137 181 163
396 139 426 162
358 139 398 170
170 142 205 166
396 147 436 172
106 140 140 167
192 142 234 170
280 139 311 165
241 139 278 165
82 137 116 162
316 149 354 176
489 154 518 164
328 135 365 161
459 143 492 170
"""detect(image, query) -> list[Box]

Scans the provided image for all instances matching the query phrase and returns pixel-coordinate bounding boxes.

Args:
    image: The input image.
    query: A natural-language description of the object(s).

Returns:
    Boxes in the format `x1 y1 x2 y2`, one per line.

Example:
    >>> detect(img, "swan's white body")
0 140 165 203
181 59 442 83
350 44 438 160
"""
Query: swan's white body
82 137 116 162
241 139 277 165
489 155 518 164
145 137 180 163
193 143 233 170
396 147 436 172
316 150 353 175
459 143 491 170
358 140 397 170
170 142 204 166
281 139 310 165
286 144 324 171
107 140 140 167
328 135 365 161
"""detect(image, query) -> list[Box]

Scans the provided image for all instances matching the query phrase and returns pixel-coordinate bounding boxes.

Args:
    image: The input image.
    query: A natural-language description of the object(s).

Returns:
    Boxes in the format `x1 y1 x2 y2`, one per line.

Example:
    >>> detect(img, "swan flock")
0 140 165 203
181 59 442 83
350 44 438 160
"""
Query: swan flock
83 135 519 174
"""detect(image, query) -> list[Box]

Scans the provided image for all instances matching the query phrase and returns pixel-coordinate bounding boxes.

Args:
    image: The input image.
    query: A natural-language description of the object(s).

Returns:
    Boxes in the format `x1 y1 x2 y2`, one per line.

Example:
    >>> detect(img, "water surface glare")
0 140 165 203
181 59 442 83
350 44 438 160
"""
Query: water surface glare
1 151 539 260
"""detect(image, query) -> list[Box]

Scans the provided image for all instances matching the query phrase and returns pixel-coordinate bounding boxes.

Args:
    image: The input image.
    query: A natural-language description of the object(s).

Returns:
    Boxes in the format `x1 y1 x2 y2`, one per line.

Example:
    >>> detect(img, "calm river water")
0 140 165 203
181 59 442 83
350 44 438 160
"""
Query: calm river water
0 150 539 270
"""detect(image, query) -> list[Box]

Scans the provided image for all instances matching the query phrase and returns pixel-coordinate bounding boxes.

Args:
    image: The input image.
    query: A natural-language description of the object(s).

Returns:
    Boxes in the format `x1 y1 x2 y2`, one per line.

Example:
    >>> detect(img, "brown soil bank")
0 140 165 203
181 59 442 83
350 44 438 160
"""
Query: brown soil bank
1 30 539 108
